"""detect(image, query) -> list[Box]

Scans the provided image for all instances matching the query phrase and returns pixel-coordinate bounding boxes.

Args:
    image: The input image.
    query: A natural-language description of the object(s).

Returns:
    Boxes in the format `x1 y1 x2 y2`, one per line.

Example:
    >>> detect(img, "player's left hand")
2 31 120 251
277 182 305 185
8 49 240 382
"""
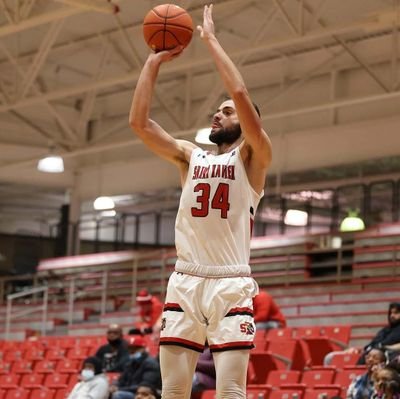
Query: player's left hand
197 4 215 40
150 45 184 63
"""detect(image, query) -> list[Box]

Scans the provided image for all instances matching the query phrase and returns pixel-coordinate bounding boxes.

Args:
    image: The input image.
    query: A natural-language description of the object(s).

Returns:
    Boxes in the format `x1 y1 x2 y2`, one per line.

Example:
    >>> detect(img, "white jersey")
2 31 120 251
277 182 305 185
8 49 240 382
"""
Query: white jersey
175 147 263 276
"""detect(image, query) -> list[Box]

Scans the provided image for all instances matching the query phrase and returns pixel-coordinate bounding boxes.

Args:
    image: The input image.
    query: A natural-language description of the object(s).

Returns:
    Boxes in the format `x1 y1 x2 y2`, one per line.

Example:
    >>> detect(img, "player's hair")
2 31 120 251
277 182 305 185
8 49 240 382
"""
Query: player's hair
221 96 261 117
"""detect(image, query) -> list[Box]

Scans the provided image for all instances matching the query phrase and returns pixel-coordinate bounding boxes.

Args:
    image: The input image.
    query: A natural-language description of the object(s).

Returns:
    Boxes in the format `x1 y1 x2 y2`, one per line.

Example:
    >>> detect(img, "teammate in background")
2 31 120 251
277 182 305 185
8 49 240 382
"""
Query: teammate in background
129 4 272 399
253 290 286 330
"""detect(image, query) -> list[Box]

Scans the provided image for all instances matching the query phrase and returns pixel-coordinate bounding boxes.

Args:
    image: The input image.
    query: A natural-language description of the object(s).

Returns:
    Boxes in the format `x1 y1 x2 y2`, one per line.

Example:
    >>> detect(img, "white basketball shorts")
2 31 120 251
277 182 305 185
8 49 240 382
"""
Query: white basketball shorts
159 271 259 353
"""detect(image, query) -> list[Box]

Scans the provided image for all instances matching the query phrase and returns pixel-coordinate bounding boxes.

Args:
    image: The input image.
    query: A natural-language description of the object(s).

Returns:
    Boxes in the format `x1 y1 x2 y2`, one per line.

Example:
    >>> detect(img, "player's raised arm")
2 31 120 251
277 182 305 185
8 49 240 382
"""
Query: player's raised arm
197 4 272 168
129 48 196 168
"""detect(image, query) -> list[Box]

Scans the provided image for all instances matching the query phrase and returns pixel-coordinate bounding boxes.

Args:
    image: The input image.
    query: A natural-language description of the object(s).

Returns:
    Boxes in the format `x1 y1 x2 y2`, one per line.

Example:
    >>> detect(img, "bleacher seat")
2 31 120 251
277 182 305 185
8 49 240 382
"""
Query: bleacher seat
43 373 69 389
248 352 279 385
300 369 336 388
11 360 33 374
266 370 301 387
0 374 20 389
330 352 360 368
269 388 304 399
303 387 341 399
66 347 88 361
24 347 46 362
321 326 351 350
3 350 24 363
45 348 66 361
30 388 56 399
334 367 365 390
0 361 11 374
54 388 69 399
20 373 44 389
266 328 293 341
55 359 79 374
34 360 57 374
4 389 29 399
0 390 5 399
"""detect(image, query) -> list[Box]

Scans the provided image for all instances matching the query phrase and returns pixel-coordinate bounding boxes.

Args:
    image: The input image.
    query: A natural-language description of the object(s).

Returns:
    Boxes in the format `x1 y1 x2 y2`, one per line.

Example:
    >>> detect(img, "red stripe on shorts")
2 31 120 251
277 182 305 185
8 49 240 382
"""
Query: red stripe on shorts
225 307 253 317
163 302 183 312
210 341 254 352
159 337 204 352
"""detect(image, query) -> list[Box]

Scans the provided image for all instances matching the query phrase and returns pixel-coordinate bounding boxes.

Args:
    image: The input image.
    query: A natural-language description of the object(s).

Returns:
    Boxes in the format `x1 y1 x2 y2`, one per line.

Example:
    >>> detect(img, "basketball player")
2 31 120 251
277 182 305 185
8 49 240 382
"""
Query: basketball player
129 4 272 399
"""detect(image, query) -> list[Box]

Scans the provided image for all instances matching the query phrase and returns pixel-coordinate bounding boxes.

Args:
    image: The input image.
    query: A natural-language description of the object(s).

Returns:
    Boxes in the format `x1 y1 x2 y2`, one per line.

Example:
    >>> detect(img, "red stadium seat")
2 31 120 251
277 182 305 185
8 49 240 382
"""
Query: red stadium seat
4 389 30 399
267 339 305 370
248 352 279 385
20 373 45 389
45 348 67 361
66 347 88 361
0 374 20 389
330 352 360 368
334 367 365 390
29 388 56 399
11 360 34 374
321 326 351 350
247 388 270 398
303 387 341 399
269 389 304 399
0 361 11 375
0 390 5 399
266 370 301 387
266 328 293 341
300 369 336 387
55 359 79 374
34 360 57 374
3 350 24 363
295 327 321 339
43 373 69 389
24 347 46 362
54 389 69 399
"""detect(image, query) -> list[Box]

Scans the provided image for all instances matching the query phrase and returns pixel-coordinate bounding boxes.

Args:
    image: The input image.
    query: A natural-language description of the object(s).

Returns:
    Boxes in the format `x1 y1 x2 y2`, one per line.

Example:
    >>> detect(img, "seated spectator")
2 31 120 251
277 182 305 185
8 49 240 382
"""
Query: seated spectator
67 356 109 399
325 302 400 365
110 335 161 399
346 348 386 399
135 383 161 399
95 324 130 372
129 289 163 335
253 290 286 330
372 366 400 399
192 345 216 395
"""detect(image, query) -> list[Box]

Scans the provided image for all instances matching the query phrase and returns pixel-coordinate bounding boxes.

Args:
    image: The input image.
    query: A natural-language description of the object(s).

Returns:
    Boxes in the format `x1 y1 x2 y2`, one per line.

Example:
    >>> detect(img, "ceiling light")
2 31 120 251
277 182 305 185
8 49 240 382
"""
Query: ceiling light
37 155 64 173
93 196 115 210
195 128 215 145
284 209 308 226
340 212 365 232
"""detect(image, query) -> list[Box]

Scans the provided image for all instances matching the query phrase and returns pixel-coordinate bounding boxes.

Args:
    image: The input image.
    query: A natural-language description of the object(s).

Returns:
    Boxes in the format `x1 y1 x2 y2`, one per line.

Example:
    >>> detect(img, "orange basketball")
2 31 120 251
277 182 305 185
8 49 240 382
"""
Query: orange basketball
143 4 193 52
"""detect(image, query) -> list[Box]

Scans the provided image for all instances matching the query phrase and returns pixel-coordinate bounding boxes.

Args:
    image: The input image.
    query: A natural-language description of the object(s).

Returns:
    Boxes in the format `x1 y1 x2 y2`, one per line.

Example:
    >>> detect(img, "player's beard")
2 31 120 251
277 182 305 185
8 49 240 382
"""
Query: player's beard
209 123 242 145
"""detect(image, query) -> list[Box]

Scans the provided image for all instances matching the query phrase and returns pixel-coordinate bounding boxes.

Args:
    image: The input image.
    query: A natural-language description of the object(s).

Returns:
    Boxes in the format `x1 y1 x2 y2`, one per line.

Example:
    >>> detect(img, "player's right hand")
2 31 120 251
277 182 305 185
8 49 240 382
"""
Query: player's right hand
150 45 184 63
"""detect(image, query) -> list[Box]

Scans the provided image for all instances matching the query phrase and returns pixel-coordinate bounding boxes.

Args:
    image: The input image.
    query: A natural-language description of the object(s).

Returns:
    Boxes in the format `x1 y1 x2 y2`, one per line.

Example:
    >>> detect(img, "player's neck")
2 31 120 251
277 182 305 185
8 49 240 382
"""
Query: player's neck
216 139 242 155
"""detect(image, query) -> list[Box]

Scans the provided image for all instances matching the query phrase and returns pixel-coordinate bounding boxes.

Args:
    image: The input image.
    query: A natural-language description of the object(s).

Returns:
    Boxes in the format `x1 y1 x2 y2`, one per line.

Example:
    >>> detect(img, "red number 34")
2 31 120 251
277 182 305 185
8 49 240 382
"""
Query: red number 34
191 183 230 219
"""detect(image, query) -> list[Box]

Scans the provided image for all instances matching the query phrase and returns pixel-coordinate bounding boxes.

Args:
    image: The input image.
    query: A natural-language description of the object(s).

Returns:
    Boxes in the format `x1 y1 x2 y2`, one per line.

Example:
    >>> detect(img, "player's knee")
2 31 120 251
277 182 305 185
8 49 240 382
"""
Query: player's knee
218 381 246 398
161 384 187 399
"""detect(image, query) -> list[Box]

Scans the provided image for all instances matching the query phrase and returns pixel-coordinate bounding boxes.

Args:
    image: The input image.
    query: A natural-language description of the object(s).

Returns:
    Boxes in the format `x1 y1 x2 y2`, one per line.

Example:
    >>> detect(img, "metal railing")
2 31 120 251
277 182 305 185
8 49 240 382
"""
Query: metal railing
5 286 48 340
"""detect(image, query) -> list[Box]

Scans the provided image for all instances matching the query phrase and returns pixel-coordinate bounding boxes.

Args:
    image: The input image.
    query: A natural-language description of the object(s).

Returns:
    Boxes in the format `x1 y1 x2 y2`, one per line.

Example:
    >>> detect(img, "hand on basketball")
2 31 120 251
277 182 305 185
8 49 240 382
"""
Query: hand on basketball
149 45 184 63
197 4 215 40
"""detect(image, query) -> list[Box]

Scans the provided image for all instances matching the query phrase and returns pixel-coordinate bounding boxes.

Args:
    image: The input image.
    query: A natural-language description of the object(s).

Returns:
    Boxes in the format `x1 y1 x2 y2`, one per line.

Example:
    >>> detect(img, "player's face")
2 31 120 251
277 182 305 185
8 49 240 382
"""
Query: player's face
209 100 241 145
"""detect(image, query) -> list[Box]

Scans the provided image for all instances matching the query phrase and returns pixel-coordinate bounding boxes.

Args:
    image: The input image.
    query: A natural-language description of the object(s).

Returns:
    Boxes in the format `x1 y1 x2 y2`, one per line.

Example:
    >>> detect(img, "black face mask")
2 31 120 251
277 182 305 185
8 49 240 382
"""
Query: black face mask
108 338 122 346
